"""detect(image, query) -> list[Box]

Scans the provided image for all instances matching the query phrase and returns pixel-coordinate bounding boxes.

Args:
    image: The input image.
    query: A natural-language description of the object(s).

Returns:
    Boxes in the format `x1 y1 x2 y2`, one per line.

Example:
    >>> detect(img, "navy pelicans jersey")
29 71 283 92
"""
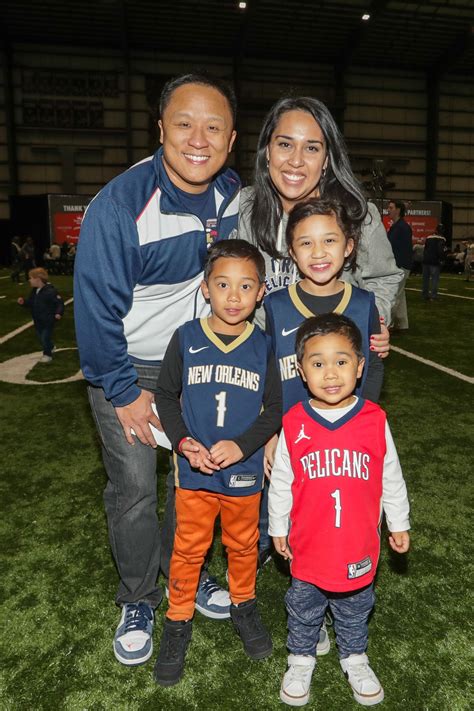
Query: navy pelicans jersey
284 398 386 592
176 318 270 496
265 283 375 413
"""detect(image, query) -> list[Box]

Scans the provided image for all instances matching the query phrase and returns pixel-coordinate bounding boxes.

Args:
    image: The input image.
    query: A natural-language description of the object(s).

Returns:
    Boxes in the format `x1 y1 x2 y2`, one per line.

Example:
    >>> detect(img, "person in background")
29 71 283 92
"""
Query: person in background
17 267 64 363
21 236 36 281
387 199 412 331
464 240 474 282
10 235 24 283
422 224 447 300
50 242 61 260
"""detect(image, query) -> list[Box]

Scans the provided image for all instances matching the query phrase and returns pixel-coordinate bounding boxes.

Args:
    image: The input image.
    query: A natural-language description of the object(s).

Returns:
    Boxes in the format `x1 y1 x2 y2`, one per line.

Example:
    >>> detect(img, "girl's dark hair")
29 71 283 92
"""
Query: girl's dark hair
295 313 364 362
204 239 266 283
247 97 368 259
286 198 360 272
159 73 237 126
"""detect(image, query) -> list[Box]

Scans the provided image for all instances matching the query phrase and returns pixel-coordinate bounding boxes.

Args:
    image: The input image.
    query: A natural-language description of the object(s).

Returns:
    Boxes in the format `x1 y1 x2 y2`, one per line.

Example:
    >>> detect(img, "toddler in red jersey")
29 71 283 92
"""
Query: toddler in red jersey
268 313 410 707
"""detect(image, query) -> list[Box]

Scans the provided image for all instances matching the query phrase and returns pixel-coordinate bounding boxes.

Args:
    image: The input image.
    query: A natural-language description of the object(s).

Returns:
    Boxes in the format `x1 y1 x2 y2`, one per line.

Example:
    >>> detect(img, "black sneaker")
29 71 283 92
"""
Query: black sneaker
154 618 192 687
230 598 272 660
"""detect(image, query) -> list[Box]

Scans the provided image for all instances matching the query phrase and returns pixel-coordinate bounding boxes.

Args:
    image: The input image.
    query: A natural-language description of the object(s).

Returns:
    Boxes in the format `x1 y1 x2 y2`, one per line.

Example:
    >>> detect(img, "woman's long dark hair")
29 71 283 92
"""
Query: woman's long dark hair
247 97 368 258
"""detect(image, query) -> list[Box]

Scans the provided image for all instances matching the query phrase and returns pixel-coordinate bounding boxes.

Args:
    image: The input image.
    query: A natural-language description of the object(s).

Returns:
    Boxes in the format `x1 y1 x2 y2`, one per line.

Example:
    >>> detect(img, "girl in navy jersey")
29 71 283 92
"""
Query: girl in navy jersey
265 198 384 417
269 313 410 707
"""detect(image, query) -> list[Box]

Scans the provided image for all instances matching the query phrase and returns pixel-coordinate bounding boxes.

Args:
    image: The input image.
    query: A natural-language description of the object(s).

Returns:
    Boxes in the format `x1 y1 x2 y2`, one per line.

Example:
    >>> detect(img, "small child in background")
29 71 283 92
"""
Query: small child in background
154 239 281 687
17 267 64 363
269 313 410 707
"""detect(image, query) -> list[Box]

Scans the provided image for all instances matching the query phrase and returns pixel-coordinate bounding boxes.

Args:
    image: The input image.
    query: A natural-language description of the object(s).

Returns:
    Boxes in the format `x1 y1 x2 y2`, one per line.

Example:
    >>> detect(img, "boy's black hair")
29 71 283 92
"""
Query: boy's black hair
295 313 364 362
285 198 360 272
203 239 266 283
159 73 237 126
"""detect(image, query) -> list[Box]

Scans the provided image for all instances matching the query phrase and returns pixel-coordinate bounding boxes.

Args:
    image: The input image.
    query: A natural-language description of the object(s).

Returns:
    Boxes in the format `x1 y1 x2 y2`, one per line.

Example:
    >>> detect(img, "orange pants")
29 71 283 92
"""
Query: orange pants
167 488 261 621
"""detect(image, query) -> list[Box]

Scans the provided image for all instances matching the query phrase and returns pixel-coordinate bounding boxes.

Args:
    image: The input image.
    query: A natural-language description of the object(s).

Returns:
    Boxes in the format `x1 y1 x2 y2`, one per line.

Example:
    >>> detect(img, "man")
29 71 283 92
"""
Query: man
387 199 413 331
422 224 447 300
74 74 240 666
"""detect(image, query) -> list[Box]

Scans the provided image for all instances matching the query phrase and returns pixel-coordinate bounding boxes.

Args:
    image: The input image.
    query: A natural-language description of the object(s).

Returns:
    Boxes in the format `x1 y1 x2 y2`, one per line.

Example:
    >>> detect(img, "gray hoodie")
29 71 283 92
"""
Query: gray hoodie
238 186 403 328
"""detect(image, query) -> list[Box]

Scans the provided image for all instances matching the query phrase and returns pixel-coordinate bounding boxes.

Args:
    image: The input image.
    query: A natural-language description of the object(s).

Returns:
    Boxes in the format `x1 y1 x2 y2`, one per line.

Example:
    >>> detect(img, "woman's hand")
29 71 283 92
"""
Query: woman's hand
370 320 390 359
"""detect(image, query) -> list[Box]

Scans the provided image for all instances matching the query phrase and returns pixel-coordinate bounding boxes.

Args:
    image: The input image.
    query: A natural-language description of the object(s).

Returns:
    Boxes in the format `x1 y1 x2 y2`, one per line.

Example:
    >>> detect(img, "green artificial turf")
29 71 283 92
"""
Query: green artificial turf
0 271 472 710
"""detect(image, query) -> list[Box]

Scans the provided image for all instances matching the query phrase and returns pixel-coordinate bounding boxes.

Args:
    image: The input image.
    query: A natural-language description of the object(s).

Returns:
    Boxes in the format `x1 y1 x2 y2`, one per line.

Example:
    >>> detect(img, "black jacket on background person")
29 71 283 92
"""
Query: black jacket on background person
22 283 64 324
423 234 447 266
388 219 413 270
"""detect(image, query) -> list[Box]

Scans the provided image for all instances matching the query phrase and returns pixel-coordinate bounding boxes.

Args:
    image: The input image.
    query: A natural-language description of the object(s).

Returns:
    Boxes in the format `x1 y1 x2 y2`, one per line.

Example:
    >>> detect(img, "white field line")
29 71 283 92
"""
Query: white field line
0 297 74 344
2 295 471 385
405 288 474 301
391 345 474 384
0 276 10 280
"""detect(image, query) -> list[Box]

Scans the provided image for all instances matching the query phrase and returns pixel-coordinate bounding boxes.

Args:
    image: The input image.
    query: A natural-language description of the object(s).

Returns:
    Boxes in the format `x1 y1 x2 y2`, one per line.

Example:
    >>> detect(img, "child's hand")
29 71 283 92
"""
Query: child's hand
389 530 410 553
370 319 390 359
17 297 24 305
273 536 293 561
181 437 220 474
264 433 278 480
209 440 243 468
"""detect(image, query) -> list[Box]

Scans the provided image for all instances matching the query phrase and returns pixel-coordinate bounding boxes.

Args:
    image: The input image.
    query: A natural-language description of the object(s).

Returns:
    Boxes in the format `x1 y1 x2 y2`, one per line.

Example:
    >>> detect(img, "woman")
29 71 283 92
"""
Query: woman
238 96 403 330
238 98 400 587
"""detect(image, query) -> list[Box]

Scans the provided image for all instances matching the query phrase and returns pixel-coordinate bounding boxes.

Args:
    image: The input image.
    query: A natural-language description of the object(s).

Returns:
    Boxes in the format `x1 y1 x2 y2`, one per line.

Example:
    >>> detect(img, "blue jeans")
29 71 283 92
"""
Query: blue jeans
286 577 375 659
88 364 175 608
422 264 441 299
35 321 55 356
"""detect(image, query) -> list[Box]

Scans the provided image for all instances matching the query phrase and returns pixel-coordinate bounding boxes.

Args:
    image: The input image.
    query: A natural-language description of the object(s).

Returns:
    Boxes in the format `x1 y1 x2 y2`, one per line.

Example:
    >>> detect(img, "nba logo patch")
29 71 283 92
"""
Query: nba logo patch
347 557 372 579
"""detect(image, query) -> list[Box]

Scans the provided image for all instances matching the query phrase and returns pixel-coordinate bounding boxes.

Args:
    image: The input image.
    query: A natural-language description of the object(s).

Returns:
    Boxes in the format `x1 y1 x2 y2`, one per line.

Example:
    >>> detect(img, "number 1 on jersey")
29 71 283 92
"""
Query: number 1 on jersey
215 391 227 427
331 489 341 528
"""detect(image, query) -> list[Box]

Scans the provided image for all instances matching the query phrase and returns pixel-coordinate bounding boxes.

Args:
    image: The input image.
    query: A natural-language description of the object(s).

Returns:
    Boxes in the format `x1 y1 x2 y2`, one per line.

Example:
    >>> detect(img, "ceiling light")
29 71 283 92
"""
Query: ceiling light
239 2 247 8
362 13 370 21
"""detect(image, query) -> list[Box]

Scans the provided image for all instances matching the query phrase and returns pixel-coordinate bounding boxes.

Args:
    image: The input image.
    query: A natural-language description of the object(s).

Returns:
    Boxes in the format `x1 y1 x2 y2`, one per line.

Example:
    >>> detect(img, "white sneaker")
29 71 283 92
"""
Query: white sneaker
340 653 384 706
316 621 330 655
280 654 316 706
39 355 52 363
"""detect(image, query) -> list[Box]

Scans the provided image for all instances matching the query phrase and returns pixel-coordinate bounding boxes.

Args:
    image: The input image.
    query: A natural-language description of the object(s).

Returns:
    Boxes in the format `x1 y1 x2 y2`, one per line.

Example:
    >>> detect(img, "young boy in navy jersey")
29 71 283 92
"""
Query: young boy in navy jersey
154 239 282 686
269 313 410 707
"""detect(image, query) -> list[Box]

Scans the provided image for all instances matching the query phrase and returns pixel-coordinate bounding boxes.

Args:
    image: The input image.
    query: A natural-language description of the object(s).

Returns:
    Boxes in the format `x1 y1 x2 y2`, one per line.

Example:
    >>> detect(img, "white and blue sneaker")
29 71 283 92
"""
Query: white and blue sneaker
113 602 154 665
317 622 330 655
195 574 231 620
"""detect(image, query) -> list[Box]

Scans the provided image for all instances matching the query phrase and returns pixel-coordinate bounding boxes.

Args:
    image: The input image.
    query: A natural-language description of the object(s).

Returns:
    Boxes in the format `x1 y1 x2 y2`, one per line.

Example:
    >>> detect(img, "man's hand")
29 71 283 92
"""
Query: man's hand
115 389 162 447
209 440 243 468
273 536 293 561
389 530 410 553
370 320 390 359
55 314 62 320
264 433 278 480
181 437 220 474
17 297 24 305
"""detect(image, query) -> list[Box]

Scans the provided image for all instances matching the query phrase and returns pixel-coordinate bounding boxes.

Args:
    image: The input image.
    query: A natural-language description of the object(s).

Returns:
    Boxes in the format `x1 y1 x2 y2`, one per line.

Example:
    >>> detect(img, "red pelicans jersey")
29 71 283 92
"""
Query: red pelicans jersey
284 398 386 592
